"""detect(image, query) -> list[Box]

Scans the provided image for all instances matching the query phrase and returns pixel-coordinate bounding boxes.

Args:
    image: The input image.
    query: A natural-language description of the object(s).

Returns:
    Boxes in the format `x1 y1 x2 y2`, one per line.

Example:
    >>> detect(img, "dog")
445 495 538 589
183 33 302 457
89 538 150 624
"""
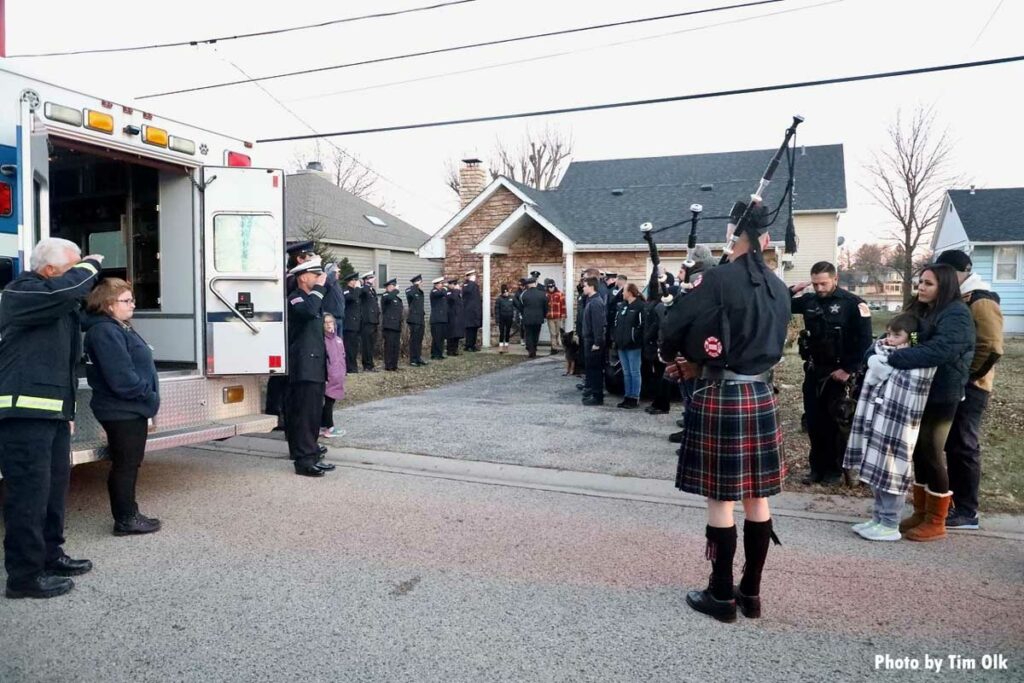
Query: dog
560 330 580 376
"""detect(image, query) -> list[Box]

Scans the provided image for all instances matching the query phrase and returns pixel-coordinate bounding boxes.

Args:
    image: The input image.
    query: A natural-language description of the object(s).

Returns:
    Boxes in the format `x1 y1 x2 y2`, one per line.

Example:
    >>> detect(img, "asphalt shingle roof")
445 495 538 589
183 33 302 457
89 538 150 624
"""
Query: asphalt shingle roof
286 172 430 251
948 188 1024 243
512 144 846 246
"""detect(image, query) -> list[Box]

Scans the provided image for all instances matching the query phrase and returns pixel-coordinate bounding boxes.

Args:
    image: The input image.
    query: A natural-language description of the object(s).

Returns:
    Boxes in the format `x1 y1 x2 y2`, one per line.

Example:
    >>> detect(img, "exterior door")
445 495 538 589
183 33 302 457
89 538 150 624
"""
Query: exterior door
528 263 563 343
16 92 50 269
201 166 286 376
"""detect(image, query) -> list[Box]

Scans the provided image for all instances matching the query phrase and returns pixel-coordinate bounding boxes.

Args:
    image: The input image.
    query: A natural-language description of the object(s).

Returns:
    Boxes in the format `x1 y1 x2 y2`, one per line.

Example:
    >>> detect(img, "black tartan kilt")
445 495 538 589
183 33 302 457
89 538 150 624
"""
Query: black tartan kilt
675 379 785 501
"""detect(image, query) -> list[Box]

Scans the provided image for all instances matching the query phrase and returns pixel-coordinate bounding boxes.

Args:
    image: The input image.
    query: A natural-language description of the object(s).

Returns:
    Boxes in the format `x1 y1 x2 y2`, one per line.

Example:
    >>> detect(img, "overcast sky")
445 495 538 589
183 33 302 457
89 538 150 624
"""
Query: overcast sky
5 0 1022 250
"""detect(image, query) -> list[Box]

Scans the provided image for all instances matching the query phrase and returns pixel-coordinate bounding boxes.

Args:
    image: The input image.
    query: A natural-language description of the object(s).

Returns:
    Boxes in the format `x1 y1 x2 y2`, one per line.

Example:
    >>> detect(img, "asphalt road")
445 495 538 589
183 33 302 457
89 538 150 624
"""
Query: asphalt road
1 447 1021 681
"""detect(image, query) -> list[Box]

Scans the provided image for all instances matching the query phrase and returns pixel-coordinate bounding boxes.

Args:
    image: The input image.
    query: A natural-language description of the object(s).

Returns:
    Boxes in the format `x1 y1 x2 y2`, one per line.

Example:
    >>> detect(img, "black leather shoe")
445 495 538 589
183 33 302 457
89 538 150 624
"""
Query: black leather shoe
645 406 668 415
801 471 824 485
295 465 325 477
114 513 161 536
318 445 328 456
821 472 843 486
676 418 686 428
617 400 629 408
315 461 336 472
45 554 93 577
734 585 762 618
668 430 685 443
582 396 604 406
6 575 74 599
685 589 737 623
576 383 586 391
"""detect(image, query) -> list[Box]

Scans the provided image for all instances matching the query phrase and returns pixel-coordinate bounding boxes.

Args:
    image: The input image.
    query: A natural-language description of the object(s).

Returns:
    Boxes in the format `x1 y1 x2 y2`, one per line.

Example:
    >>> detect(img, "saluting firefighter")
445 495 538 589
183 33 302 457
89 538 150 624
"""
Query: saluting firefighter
790 262 873 485
446 278 465 356
341 272 362 373
285 257 336 478
405 274 428 366
660 202 789 623
429 276 450 360
266 240 317 429
359 273 381 372
381 278 403 371
462 270 483 352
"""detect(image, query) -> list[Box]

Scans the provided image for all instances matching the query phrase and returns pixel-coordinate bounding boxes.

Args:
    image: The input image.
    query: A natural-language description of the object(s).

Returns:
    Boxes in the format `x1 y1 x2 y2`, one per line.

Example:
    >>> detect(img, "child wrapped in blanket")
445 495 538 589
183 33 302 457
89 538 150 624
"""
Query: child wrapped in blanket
843 313 936 542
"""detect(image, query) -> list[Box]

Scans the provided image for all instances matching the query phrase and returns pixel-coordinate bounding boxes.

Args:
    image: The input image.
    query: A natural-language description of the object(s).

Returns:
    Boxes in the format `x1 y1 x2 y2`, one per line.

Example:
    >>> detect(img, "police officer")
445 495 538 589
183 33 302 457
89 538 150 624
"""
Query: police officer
446 278 465 356
0 238 102 598
462 270 482 352
660 202 789 623
341 272 362 373
405 274 428 366
790 261 873 485
359 273 381 372
520 277 549 358
429 276 450 360
381 278 403 371
285 257 335 478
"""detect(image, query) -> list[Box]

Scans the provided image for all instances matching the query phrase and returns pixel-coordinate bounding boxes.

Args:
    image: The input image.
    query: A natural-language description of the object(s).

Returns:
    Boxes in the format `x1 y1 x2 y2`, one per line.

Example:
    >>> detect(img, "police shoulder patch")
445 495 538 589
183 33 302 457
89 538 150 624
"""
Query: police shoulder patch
858 303 871 318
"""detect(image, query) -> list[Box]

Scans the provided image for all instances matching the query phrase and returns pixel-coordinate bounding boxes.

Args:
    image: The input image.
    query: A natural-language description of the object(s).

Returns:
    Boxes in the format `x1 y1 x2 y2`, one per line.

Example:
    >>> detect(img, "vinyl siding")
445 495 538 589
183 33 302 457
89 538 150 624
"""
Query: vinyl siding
973 246 1024 332
390 251 444 317
786 213 839 286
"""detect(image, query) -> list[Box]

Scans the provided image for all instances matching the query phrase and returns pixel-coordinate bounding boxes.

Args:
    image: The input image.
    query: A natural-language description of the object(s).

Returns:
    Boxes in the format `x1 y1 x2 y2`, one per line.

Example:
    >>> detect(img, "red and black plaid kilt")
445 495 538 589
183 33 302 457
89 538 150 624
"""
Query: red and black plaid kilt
675 379 786 501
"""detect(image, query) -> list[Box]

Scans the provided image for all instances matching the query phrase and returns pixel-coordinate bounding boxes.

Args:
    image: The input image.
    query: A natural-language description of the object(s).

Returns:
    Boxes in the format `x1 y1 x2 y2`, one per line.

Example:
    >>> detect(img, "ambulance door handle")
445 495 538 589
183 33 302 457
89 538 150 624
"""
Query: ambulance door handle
208 275 278 335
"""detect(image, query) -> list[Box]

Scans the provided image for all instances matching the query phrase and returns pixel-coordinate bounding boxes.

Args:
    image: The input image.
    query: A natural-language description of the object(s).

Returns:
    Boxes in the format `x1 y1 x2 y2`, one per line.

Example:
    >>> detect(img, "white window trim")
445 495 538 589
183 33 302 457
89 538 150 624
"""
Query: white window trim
993 245 1022 283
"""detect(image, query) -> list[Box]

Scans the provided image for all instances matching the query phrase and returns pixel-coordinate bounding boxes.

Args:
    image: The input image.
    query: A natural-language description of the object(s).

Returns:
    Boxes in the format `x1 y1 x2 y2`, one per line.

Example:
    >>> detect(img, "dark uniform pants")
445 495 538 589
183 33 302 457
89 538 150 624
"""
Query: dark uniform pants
447 335 462 356
584 341 605 399
100 417 149 522
0 419 72 585
430 323 447 358
408 323 425 362
945 384 990 517
383 330 401 370
285 381 325 468
804 368 847 477
524 324 542 356
342 330 361 373
465 327 479 351
361 323 378 370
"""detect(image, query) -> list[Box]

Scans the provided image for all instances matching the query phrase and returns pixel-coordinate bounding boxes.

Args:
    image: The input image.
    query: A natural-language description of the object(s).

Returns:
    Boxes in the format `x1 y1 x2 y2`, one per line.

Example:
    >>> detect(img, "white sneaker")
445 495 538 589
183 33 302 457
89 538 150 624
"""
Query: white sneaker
851 519 876 533
858 523 901 541
322 427 346 439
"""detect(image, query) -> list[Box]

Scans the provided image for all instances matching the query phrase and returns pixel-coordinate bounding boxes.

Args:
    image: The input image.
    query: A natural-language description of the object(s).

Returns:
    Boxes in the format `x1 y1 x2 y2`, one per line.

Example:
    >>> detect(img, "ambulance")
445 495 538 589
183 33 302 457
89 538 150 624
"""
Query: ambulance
0 65 287 464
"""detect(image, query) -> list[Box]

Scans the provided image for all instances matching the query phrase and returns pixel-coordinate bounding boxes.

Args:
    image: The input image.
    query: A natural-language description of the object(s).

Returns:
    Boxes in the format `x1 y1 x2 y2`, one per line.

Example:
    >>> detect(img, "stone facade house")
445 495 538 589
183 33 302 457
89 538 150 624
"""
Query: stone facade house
420 145 848 347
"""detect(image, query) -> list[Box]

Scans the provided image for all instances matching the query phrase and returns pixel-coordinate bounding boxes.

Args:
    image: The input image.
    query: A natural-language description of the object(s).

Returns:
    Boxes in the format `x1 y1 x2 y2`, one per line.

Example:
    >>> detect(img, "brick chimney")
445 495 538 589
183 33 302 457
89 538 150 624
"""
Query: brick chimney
459 157 488 208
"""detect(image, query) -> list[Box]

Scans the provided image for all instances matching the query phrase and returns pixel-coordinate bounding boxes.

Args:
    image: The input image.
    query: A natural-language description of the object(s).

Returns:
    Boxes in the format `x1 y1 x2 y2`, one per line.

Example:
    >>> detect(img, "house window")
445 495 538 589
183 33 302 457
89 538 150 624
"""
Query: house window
994 246 1020 282
364 215 388 227
377 264 388 285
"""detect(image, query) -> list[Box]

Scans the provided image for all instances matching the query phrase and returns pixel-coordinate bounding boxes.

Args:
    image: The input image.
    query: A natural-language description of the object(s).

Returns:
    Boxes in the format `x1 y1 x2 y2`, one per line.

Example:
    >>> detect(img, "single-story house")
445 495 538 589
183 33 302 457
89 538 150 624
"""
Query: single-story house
420 145 848 346
932 187 1024 333
286 167 441 309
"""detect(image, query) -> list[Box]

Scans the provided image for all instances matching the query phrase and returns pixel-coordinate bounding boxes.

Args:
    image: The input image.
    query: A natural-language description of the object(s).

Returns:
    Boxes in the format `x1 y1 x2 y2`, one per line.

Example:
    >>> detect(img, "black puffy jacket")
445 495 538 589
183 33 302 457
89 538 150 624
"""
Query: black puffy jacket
83 314 160 421
613 299 645 350
888 300 975 405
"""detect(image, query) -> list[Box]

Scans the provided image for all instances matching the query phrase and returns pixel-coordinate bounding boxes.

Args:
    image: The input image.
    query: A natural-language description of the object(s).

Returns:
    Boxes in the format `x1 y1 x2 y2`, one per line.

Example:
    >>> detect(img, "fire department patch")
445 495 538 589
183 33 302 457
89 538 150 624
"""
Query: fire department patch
692 273 704 288
858 302 871 317
704 336 723 358
290 297 304 305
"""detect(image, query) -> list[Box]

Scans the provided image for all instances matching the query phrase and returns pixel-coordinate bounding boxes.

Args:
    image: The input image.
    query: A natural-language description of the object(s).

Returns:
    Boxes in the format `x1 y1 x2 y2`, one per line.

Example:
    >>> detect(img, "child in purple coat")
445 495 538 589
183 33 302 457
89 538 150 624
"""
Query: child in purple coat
321 314 347 439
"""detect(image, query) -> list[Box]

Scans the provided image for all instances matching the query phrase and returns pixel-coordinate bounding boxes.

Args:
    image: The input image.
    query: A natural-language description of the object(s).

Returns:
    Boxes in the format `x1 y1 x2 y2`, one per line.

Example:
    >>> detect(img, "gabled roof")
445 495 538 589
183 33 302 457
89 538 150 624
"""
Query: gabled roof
946 188 1024 243
286 171 430 252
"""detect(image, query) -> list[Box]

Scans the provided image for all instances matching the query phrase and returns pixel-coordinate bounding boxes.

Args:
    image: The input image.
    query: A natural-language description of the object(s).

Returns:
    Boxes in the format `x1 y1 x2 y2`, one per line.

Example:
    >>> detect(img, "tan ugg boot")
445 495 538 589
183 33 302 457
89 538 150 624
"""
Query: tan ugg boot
905 487 952 542
898 483 927 533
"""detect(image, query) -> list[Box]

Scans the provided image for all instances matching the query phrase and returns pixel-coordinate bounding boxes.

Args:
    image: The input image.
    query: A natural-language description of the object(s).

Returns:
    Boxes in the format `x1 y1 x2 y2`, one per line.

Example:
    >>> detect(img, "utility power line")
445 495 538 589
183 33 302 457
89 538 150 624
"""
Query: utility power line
135 0 784 99
256 54 1024 142
8 0 478 58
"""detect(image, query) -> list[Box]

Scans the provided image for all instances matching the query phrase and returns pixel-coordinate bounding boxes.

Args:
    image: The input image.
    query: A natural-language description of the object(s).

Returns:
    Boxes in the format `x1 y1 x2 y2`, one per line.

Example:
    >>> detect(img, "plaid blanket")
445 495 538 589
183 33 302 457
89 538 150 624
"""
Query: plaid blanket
843 341 936 494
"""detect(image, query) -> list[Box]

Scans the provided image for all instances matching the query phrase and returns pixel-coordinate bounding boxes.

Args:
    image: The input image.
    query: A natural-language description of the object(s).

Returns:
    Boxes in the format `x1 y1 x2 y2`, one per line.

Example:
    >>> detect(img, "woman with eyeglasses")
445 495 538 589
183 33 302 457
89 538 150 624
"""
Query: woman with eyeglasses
83 278 161 536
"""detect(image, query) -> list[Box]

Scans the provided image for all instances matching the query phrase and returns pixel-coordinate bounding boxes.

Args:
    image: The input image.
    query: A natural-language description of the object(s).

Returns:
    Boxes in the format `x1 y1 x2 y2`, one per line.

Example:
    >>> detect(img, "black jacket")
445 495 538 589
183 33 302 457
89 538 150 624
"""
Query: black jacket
342 286 362 332
321 269 345 324
287 285 326 383
429 287 449 324
614 299 645 351
447 290 465 337
581 292 607 344
495 294 516 320
360 285 380 325
405 285 425 325
82 314 160 421
520 287 548 326
0 258 100 421
888 300 975 405
462 280 483 327
792 286 873 373
381 290 403 332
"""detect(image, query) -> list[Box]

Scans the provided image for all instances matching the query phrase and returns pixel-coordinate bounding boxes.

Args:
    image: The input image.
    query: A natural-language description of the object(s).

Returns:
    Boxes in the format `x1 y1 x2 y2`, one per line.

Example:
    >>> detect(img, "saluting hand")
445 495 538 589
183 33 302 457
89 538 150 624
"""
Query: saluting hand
315 272 328 287
830 368 851 383
84 254 106 264
790 281 810 294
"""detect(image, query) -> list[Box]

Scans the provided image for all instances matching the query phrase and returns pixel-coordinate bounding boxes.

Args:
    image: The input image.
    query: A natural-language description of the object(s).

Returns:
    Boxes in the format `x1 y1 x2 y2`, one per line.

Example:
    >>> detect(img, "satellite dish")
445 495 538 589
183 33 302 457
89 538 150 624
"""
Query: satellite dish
837 235 846 247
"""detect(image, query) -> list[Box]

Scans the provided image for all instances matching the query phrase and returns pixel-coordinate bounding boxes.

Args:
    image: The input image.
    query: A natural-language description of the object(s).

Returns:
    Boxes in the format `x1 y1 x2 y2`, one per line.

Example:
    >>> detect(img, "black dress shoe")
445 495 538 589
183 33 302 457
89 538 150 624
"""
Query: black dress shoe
668 430 685 443
576 383 586 391
6 575 74 599
318 445 328 456
45 554 93 577
676 418 686 428
114 513 161 536
734 585 761 618
295 465 325 477
582 396 604 406
315 461 336 471
685 589 737 623
800 471 824 485
821 472 843 486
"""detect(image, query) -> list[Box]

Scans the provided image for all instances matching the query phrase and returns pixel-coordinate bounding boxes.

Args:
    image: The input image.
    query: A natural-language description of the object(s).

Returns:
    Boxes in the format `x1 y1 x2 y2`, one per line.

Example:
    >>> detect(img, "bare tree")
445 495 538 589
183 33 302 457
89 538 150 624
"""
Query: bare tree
445 126 573 197
862 107 962 306
291 140 381 201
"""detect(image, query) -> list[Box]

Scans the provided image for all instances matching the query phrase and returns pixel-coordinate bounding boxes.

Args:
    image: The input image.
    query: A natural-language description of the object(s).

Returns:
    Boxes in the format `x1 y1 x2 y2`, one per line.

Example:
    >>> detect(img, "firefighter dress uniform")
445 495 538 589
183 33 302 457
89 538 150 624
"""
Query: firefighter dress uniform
341 273 362 373
0 256 102 597
359 274 381 371
405 275 427 366
429 278 450 359
381 279 403 371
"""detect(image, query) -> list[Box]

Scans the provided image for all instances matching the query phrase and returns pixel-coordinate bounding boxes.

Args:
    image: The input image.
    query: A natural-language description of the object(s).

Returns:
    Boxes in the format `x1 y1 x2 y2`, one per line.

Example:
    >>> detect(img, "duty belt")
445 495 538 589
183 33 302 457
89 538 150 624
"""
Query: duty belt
700 367 771 384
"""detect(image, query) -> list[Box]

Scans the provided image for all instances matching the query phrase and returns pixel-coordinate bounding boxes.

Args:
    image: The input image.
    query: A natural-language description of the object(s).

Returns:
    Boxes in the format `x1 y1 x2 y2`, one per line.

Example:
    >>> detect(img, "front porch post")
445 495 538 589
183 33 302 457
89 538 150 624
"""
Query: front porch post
564 250 575 331
482 252 492 347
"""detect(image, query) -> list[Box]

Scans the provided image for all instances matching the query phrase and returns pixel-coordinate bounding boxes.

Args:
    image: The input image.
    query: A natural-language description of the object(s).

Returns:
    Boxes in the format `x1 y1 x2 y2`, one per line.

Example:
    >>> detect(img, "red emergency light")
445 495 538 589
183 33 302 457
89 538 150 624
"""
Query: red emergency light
226 151 251 167
269 355 282 369
0 182 12 217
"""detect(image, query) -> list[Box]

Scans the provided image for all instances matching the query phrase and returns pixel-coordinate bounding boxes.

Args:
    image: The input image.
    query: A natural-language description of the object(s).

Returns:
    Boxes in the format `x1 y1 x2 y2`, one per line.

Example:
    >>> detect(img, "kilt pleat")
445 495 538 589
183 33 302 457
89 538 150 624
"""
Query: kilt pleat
675 379 785 501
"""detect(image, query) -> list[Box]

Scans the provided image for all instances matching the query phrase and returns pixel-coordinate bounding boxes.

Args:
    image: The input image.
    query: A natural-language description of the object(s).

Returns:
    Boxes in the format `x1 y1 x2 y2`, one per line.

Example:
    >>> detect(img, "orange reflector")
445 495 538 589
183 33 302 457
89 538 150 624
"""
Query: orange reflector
222 386 245 404
226 151 251 167
142 125 168 147
0 182 12 217
85 110 115 134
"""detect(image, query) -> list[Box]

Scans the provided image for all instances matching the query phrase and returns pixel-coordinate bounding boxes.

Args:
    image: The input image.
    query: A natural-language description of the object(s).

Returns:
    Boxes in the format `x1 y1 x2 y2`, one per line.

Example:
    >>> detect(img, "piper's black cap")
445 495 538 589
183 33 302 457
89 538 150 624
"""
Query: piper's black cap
935 250 972 273
604 272 618 279
385 278 398 287
529 270 541 277
544 278 555 286
286 240 315 255
342 272 360 283
410 274 423 283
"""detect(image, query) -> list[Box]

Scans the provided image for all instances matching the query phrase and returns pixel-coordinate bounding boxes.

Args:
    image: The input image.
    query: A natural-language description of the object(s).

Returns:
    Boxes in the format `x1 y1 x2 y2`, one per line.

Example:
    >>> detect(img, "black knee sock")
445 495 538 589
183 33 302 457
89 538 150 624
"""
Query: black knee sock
739 519 780 597
705 525 737 600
